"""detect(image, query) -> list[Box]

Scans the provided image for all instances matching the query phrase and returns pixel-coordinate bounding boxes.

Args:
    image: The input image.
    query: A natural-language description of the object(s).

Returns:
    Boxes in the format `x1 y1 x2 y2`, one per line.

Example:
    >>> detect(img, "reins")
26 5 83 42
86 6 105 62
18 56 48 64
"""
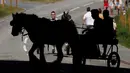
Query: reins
21 28 28 41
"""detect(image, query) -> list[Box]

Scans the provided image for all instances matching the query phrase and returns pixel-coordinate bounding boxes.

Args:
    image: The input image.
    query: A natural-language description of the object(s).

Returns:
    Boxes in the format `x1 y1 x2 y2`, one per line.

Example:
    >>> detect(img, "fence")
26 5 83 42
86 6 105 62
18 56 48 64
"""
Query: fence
0 0 18 8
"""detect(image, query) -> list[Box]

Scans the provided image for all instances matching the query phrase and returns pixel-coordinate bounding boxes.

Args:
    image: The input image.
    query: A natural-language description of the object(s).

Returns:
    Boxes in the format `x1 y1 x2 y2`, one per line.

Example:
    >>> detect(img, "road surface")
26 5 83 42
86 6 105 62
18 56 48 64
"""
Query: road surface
0 0 130 73
4 0 43 10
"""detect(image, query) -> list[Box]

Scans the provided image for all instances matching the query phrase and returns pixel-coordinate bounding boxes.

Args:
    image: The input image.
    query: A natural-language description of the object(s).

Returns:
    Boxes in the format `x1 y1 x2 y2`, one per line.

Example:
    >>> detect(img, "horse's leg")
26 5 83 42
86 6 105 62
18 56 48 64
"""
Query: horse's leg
68 41 82 73
54 43 63 63
28 44 41 73
38 45 49 73
49 43 63 73
28 43 38 61
29 43 38 56
37 45 45 54
39 45 46 63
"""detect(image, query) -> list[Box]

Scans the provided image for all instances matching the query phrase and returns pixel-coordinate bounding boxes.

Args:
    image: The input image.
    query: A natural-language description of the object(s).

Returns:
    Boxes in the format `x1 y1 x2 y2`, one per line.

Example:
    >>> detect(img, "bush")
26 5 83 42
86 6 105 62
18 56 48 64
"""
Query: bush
115 8 130 48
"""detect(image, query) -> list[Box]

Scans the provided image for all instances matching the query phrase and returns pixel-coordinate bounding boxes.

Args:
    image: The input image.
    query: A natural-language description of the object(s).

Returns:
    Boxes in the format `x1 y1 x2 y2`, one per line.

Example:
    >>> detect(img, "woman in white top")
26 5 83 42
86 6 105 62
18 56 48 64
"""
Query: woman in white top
115 0 123 15
109 0 115 16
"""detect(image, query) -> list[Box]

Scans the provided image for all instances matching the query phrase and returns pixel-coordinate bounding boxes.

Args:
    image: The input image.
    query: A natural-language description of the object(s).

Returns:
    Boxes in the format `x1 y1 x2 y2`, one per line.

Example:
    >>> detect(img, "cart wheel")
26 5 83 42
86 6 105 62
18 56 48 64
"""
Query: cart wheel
107 52 120 68
52 49 55 54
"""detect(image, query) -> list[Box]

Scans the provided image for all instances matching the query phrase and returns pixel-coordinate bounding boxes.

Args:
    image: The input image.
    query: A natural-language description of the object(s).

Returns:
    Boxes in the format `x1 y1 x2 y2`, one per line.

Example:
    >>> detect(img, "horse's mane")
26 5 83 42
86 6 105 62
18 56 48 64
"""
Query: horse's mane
18 12 39 20
17 13 77 31
18 13 52 23
41 17 51 22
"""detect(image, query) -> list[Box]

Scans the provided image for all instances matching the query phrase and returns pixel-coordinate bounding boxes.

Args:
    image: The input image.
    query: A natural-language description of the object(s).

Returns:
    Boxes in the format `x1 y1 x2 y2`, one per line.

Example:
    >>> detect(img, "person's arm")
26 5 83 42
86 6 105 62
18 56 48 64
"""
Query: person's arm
101 14 104 19
114 0 117 5
83 14 86 25
114 22 117 30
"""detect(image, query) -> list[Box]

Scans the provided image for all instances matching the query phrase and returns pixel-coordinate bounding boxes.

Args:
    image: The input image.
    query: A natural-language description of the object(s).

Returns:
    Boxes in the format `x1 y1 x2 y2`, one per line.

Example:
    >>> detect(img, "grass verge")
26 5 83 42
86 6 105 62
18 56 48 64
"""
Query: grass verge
0 5 23 18
115 8 130 48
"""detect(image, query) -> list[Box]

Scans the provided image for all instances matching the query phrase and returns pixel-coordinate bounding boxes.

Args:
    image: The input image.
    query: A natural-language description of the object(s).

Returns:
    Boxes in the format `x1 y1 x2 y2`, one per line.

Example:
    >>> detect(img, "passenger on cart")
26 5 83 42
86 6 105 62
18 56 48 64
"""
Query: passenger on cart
91 9 104 40
91 9 114 58
102 9 115 58
87 9 104 57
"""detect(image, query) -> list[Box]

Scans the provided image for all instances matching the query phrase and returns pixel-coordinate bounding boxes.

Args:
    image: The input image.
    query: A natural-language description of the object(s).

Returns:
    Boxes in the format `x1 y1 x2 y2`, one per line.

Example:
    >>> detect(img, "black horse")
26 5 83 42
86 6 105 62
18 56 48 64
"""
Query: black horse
10 12 82 72
61 11 101 64
61 11 74 55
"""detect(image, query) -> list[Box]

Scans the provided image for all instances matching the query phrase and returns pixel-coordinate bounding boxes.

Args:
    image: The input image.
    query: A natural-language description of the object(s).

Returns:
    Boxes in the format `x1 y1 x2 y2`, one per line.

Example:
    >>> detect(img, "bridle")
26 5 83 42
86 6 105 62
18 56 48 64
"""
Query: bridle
21 27 28 41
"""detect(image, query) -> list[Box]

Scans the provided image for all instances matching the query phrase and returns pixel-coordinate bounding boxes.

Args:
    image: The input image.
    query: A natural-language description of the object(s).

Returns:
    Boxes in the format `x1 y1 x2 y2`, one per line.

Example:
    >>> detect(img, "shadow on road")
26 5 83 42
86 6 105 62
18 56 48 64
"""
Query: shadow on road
0 60 129 73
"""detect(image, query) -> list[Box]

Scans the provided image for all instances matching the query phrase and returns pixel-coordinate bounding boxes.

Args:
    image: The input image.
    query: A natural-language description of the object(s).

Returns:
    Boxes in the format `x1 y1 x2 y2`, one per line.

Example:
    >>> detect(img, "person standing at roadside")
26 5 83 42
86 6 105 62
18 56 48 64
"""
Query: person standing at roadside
98 8 104 20
109 0 115 16
104 0 109 10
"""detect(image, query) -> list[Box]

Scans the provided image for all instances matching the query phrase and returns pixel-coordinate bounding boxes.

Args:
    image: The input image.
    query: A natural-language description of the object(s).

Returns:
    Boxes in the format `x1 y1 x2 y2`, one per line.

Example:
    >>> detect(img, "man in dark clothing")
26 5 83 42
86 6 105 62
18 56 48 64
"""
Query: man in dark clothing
88 9 104 58
91 9 104 42
91 9 114 58
102 10 114 57
103 10 114 40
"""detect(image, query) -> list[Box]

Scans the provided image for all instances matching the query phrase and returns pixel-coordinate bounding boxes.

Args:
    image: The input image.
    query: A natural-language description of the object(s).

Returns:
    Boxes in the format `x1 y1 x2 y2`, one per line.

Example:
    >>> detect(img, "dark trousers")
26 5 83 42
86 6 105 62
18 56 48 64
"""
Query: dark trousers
66 44 71 55
82 25 93 34
87 25 93 29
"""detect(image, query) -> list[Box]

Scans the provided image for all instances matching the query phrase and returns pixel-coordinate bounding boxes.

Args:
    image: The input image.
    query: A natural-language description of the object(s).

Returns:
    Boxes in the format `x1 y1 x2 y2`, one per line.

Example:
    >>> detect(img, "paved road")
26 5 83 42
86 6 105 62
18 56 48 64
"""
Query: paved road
4 0 98 10
0 0 130 73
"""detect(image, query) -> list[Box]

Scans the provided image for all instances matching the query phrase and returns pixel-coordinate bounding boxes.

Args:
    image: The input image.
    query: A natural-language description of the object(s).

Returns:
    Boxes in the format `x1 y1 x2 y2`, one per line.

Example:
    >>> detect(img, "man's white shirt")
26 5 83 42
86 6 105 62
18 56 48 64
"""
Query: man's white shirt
83 12 94 26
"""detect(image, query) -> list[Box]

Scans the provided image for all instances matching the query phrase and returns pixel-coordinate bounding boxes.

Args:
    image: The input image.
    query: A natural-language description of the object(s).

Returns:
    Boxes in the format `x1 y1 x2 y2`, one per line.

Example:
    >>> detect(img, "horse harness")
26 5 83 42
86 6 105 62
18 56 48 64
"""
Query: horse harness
21 28 28 41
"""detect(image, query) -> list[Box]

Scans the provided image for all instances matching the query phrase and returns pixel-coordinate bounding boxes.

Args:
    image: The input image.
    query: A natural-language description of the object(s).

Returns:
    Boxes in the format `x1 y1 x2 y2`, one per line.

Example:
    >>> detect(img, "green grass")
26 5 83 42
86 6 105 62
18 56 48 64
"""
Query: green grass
0 5 23 18
115 8 130 48
22 0 62 3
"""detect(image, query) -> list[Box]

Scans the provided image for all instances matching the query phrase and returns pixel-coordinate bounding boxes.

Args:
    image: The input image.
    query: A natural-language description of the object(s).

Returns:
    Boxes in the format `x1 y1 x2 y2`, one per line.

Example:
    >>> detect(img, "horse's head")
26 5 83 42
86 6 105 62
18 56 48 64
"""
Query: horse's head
61 11 72 21
10 12 24 36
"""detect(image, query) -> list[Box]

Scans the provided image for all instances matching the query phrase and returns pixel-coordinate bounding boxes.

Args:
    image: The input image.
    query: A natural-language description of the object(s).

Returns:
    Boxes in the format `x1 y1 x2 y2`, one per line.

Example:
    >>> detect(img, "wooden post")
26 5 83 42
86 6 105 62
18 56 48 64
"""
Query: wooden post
16 0 18 8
